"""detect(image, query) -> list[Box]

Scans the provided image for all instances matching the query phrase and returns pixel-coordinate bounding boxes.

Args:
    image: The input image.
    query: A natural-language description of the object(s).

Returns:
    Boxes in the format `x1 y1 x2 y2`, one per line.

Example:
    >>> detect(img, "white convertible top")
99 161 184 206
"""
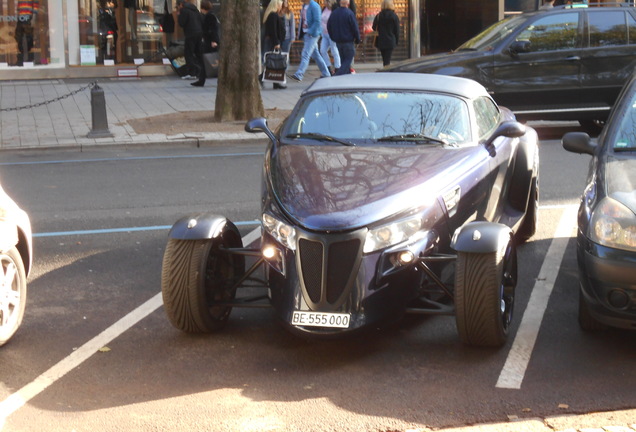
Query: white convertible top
302 72 490 100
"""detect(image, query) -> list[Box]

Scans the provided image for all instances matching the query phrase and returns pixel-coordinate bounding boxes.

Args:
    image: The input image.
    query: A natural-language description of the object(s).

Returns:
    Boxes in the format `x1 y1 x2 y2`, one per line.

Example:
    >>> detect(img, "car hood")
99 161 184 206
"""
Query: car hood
380 50 487 73
605 155 636 214
269 144 480 231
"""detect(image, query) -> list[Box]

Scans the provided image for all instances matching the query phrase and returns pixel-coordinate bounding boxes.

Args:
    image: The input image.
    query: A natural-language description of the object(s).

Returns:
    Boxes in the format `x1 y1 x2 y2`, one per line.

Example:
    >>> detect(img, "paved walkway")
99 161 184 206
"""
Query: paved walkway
1 64 635 432
0 66 333 151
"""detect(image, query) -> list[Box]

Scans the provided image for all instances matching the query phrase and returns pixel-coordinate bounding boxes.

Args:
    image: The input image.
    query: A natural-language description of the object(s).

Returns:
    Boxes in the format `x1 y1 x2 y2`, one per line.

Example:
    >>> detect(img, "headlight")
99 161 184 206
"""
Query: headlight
363 216 422 253
589 197 636 251
262 213 297 250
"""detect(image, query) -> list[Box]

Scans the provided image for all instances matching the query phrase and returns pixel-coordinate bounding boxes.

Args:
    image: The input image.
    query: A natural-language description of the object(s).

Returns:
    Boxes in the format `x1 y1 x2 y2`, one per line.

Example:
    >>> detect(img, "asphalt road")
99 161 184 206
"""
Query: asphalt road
0 133 635 432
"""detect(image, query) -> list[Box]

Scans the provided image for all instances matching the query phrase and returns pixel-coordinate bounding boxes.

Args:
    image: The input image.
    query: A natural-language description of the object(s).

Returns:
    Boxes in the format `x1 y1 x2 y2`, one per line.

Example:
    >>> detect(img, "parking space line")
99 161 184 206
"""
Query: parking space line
0 227 261 423
496 205 578 389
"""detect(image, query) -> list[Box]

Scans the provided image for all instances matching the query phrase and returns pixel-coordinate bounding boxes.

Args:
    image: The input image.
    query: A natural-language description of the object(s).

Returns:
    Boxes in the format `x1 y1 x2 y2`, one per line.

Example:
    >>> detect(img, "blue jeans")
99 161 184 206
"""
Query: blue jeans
320 33 340 70
294 34 330 80
335 42 355 75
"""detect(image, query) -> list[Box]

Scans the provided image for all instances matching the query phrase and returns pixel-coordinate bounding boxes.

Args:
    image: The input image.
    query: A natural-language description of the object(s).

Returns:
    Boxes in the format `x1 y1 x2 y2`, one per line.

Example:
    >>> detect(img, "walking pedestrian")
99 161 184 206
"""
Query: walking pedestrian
176 0 205 86
288 0 331 82
320 0 340 76
280 0 295 54
201 0 220 53
372 0 400 66
261 0 287 89
327 0 360 75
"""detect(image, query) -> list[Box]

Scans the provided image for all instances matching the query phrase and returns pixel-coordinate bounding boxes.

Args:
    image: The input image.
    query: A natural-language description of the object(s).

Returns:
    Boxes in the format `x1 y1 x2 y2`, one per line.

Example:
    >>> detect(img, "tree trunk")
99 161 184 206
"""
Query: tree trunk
214 0 264 122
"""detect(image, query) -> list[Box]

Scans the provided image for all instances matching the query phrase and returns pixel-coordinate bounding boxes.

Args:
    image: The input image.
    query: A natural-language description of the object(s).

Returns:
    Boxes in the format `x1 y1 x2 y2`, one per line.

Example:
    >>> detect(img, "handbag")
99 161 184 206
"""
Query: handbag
262 50 289 83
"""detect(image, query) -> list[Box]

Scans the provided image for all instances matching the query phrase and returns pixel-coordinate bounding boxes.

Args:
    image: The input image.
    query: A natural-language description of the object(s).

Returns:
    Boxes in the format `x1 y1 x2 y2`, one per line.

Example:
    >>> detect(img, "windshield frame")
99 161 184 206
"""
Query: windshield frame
456 14 528 52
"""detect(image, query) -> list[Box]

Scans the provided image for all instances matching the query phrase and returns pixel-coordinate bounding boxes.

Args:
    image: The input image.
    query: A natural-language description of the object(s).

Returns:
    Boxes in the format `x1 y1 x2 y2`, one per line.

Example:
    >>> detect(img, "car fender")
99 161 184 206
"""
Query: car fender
168 213 241 243
508 126 539 212
451 221 512 254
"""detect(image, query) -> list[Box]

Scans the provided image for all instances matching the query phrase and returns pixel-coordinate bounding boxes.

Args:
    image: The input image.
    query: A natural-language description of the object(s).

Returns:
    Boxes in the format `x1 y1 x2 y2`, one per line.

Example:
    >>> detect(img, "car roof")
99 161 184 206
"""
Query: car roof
302 73 491 100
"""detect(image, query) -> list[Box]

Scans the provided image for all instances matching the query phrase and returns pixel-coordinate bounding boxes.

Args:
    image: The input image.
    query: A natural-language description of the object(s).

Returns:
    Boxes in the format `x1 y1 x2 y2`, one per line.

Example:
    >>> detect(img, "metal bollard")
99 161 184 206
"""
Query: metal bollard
87 83 113 138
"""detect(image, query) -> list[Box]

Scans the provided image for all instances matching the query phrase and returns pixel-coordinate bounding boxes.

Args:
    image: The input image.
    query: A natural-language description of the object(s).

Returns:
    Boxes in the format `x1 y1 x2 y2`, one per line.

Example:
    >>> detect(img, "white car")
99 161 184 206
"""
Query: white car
0 185 33 346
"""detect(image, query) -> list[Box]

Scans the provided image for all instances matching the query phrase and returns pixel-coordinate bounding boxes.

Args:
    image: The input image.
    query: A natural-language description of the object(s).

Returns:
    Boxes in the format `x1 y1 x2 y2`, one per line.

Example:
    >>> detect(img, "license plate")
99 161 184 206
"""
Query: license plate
291 311 351 329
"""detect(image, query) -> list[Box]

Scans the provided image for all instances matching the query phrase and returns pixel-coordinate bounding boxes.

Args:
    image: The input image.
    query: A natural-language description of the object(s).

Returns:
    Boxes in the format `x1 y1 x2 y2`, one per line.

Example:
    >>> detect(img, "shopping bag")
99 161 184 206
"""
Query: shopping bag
262 50 289 83
203 52 219 78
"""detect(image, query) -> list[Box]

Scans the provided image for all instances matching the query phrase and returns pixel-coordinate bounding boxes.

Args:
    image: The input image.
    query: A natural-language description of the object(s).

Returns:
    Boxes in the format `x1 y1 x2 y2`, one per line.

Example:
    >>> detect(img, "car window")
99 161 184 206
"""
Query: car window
589 11 629 47
456 14 526 51
284 92 471 145
514 12 580 52
613 90 636 151
473 97 500 140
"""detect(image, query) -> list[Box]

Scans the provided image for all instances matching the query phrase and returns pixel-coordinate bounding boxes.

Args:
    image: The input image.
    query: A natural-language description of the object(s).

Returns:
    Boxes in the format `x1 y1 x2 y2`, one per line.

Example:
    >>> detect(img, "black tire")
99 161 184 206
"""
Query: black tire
455 238 517 347
161 236 243 333
578 288 608 331
0 247 28 346
516 177 538 243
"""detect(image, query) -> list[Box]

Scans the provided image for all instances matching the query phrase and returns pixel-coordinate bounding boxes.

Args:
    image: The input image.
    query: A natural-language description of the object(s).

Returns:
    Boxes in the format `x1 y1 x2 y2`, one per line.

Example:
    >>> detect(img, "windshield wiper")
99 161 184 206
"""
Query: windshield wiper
285 132 356 147
377 133 448 145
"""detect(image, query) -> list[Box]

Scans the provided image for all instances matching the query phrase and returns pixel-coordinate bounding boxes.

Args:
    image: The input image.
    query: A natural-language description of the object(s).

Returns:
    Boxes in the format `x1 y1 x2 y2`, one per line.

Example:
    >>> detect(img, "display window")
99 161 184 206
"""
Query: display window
0 0 51 66
285 0 410 64
74 0 175 65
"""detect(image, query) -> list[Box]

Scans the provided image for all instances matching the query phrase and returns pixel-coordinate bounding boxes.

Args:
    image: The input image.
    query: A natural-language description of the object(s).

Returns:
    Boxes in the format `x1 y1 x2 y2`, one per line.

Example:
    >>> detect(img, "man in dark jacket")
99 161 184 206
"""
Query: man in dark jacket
327 0 360 75
176 0 205 86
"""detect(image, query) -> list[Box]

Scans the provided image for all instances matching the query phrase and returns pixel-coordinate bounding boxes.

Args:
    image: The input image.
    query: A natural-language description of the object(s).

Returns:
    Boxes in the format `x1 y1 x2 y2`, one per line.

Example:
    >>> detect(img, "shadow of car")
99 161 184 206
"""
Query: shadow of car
384 4 636 129
0 185 32 346
562 72 636 332
160 73 539 348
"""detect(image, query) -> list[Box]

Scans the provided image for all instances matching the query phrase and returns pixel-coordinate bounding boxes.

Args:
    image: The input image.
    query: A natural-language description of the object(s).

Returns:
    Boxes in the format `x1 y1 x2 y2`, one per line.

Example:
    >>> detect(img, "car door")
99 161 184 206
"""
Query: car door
492 11 583 114
579 9 636 113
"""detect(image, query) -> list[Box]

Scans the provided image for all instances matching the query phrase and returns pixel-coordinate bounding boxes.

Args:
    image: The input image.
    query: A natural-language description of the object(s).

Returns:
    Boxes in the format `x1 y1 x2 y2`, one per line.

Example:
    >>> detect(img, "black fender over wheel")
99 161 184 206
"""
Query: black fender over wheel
0 247 27 346
516 176 538 243
454 237 517 347
161 230 244 333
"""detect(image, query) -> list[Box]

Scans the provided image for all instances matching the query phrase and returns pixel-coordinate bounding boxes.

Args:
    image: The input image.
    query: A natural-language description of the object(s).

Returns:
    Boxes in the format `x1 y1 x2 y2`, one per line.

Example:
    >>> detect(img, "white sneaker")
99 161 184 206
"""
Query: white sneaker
181 74 192 80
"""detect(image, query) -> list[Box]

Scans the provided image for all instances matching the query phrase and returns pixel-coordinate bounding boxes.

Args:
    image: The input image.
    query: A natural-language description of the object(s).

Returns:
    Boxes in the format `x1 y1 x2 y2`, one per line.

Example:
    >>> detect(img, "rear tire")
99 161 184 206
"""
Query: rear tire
161 236 243 333
0 247 27 346
455 238 517 347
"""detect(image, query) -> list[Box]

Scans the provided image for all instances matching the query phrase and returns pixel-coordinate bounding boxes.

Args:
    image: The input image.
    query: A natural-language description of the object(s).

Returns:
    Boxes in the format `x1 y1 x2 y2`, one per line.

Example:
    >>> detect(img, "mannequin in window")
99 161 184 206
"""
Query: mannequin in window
98 0 118 61
125 0 138 40
14 0 39 66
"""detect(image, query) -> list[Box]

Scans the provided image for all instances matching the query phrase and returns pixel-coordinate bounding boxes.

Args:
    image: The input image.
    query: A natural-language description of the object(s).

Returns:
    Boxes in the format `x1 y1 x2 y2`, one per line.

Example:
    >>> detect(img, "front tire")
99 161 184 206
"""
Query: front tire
455 238 517 347
0 247 27 346
161 235 243 333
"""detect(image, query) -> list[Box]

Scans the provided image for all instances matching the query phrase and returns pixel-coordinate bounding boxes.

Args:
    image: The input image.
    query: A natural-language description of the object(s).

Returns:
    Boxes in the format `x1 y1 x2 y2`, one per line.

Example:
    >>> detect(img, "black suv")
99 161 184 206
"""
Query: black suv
384 3 636 125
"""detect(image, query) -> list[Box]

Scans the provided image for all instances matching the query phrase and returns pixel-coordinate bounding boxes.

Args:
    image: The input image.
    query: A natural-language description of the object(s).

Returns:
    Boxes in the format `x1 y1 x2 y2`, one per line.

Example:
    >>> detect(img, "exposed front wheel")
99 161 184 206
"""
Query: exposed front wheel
455 238 517 347
0 247 27 346
161 235 244 333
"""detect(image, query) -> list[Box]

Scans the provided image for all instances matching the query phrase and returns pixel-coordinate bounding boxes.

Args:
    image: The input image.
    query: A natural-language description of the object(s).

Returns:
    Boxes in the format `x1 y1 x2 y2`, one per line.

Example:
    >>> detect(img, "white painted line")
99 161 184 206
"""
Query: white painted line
496 205 578 389
0 227 261 422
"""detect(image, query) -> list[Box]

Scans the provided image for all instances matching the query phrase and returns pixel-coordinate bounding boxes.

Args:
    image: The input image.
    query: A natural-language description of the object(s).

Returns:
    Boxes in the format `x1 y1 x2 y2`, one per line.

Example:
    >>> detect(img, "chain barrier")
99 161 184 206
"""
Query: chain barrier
0 81 98 112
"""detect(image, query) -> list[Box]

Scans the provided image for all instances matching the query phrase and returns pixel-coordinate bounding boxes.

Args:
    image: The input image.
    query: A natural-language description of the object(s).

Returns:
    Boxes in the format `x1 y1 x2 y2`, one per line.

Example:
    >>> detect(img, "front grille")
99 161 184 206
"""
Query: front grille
298 235 362 308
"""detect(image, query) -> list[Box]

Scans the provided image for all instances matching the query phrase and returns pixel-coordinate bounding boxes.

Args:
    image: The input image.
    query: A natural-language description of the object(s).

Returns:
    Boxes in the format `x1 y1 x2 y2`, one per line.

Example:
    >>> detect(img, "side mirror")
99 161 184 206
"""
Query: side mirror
509 40 531 56
484 121 526 156
562 132 596 156
245 117 277 144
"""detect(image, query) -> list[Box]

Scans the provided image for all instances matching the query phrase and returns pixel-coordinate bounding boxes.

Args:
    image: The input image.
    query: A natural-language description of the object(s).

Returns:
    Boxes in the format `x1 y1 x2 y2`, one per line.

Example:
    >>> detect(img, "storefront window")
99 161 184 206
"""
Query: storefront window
0 0 51 66
74 0 174 65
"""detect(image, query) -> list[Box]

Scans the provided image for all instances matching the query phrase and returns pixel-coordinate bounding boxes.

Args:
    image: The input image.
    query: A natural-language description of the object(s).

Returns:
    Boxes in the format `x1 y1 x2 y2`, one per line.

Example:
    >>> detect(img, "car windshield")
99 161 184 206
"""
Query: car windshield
282 91 471 145
612 90 636 152
456 14 526 51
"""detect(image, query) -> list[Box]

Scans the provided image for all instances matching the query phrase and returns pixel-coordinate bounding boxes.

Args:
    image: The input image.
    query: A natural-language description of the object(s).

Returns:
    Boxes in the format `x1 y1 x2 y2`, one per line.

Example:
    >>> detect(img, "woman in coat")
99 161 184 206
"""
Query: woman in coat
261 0 287 89
372 0 400 66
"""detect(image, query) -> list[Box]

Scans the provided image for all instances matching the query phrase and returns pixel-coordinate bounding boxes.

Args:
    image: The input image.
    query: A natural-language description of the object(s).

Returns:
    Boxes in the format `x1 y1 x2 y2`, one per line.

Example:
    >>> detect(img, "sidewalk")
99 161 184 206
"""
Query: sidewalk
1 64 635 432
0 65 361 151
